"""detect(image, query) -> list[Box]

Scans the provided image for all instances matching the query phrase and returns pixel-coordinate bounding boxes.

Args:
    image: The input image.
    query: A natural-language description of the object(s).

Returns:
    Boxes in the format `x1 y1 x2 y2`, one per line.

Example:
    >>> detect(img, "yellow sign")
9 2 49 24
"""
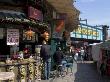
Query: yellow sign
74 27 99 37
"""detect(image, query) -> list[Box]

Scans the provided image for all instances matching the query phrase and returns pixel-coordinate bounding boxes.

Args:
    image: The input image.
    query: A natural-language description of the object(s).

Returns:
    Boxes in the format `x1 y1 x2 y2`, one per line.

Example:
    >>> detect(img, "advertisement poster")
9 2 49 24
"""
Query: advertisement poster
52 19 65 39
7 29 19 45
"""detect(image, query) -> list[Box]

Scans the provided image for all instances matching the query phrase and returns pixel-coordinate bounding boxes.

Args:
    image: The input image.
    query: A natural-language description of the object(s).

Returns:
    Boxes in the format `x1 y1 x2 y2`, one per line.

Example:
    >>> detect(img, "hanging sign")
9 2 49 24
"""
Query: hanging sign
23 29 35 42
28 6 43 21
7 29 19 45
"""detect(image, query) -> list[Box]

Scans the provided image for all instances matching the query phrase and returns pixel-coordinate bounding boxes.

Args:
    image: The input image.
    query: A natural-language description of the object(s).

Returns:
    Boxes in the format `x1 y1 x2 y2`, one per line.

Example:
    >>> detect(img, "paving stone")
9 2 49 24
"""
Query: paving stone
39 61 110 82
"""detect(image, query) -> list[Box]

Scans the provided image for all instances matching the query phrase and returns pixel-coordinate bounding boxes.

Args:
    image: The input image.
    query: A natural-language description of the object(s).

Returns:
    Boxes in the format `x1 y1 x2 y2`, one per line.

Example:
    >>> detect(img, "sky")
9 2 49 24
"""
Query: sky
74 0 110 36
75 0 110 26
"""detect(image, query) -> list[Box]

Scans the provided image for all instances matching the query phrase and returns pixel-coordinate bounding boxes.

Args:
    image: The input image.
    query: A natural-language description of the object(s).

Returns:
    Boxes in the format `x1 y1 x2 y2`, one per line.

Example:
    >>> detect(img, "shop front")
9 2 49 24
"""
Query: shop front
99 40 110 76
0 9 49 81
90 40 110 76
0 9 48 60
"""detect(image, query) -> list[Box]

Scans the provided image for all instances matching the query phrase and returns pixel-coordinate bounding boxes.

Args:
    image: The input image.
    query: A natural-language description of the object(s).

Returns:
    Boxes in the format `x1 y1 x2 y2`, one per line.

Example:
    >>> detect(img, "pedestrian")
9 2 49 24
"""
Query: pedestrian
69 46 76 62
53 47 64 76
100 59 107 76
40 40 51 80
80 47 85 62
74 49 79 62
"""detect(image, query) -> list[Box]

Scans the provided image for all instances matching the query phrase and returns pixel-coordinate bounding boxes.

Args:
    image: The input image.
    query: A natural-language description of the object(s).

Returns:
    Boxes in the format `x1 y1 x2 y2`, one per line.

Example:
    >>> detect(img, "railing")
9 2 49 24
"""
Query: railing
0 57 42 82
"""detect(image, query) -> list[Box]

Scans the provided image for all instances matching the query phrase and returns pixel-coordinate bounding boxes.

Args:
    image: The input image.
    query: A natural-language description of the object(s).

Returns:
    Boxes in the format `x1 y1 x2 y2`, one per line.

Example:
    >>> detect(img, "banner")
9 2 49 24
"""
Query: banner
52 19 65 39
28 6 43 21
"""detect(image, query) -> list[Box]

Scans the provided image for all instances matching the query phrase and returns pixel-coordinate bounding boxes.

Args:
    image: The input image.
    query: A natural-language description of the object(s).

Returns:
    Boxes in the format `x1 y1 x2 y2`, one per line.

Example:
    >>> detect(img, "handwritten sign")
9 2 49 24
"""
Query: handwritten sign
7 29 19 45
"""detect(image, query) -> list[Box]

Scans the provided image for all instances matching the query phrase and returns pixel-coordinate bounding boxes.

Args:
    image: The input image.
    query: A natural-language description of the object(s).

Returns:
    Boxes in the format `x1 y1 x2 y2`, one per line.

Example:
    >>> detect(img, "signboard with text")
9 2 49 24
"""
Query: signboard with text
28 6 43 21
70 24 103 41
7 29 19 45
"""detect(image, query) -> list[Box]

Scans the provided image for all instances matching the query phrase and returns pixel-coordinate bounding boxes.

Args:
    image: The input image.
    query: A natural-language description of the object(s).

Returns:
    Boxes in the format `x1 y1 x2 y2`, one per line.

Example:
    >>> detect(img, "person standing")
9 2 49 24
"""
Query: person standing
40 31 51 80
74 49 79 62
80 47 85 62
40 40 51 80
53 47 64 66
53 47 64 76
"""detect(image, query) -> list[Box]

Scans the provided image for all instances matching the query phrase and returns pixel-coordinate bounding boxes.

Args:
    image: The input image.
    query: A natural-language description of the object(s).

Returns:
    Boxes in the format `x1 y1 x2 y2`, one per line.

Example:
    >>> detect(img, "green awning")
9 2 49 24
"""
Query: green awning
0 12 49 32
0 12 26 20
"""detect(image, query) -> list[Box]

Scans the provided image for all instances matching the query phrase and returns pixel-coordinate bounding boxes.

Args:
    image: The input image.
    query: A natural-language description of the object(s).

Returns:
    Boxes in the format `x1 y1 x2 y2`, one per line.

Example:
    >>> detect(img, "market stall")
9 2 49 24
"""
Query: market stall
100 40 110 76
92 40 110 76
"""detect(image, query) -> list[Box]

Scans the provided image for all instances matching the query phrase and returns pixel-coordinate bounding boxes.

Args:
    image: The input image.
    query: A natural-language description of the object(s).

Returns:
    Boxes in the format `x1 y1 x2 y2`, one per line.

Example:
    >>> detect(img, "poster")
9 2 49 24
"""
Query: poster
7 29 19 45
52 19 65 39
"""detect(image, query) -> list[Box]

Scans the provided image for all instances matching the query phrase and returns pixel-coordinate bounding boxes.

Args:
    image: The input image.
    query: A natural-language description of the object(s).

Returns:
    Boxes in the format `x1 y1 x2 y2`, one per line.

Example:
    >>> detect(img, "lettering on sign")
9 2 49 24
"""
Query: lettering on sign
7 29 19 45
74 27 99 37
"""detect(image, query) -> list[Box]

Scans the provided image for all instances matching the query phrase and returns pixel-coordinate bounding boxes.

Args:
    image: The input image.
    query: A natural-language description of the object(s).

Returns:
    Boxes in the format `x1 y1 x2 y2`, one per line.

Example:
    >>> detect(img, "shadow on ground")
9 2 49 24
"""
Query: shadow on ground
74 61 110 82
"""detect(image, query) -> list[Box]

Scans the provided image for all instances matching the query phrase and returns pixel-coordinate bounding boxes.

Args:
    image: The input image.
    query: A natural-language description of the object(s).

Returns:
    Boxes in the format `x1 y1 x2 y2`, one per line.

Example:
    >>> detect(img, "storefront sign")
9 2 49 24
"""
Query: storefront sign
7 29 19 45
75 27 99 37
28 6 43 21
71 24 103 40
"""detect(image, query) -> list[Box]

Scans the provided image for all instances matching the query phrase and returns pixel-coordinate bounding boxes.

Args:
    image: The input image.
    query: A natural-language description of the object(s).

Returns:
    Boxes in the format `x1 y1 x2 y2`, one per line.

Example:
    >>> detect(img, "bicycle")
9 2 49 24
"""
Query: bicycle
52 64 66 78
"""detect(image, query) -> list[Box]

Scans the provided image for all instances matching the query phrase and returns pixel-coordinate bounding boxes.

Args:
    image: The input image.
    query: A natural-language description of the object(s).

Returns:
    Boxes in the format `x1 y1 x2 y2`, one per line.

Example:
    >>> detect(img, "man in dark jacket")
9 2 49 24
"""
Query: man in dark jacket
40 40 51 80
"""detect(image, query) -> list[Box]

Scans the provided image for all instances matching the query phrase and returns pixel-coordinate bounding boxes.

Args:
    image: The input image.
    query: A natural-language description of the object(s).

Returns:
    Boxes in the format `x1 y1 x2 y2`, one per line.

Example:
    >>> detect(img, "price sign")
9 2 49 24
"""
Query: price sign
7 29 19 45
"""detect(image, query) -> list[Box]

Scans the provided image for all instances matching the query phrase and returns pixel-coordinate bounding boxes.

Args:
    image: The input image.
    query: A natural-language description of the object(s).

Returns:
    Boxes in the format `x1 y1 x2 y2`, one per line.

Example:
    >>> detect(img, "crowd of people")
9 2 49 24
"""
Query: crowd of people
40 39 92 80
69 45 92 62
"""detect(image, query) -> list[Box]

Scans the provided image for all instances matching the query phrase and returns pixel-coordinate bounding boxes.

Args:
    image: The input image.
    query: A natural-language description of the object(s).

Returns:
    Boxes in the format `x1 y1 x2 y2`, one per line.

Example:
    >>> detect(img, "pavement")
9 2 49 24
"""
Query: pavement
36 61 110 82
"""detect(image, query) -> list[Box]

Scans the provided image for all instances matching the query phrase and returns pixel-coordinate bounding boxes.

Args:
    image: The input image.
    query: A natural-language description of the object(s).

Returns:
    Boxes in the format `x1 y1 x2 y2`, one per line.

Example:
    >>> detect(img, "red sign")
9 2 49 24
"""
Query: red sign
55 20 65 32
28 6 43 21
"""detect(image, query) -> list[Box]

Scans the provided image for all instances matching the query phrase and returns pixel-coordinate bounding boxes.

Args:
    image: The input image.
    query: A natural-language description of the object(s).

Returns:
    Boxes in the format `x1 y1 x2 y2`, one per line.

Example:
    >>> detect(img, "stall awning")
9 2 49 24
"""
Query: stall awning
0 12 26 20
100 40 110 50
47 0 80 32
0 12 49 31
